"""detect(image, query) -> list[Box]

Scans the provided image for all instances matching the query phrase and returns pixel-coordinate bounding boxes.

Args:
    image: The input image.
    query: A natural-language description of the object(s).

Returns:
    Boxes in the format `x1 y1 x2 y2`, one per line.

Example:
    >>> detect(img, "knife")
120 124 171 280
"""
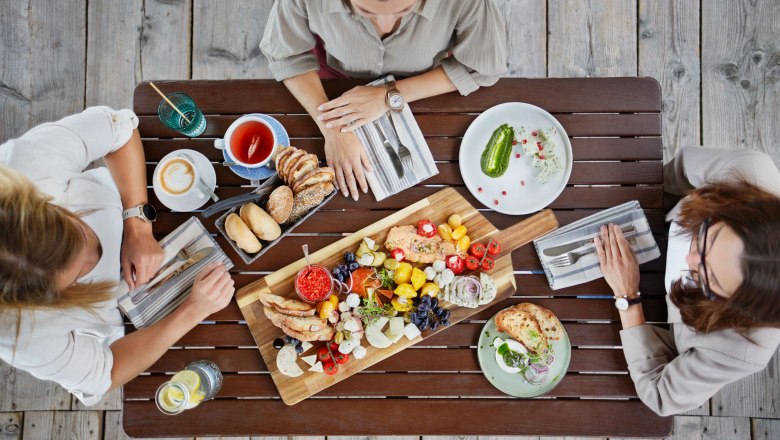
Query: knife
201 186 275 218
373 120 404 178
542 225 635 257
145 247 215 292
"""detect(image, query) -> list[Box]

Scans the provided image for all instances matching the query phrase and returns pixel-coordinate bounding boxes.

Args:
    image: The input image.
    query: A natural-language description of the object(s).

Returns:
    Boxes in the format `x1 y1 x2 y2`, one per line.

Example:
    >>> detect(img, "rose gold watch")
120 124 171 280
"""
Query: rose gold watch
385 81 404 112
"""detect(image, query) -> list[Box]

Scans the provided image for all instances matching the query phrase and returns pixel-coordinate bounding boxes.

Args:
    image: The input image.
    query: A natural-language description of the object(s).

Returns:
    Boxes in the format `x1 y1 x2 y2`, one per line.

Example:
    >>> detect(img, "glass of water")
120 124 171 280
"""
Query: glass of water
156 360 223 415
157 92 207 137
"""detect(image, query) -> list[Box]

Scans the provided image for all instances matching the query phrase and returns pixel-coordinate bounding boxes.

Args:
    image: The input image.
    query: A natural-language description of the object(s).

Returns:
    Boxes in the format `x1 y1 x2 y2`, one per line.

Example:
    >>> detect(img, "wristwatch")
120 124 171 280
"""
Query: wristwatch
614 292 642 311
122 203 157 223
385 81 405 112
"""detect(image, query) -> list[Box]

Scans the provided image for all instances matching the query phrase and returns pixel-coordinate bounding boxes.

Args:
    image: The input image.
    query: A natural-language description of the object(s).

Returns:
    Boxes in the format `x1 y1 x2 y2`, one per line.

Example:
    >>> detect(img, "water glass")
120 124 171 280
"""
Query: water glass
157 92 207 137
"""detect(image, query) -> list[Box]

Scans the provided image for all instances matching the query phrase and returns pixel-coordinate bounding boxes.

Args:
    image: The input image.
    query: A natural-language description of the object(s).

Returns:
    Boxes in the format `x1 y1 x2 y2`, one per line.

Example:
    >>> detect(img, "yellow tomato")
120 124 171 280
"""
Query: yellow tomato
391 296 413 312
393 262 413 284
451 225 468 240
457 235 471 251
437 223 453 241
394 283 418 298
411 267 427 290
328 294 339 306
447 214 463 229
420 282 441 298
319 300 336 320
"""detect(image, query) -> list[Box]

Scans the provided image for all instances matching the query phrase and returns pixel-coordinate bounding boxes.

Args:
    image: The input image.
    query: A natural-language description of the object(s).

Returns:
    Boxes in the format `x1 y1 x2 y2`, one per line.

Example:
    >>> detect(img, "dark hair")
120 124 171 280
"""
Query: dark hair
669 180 780 334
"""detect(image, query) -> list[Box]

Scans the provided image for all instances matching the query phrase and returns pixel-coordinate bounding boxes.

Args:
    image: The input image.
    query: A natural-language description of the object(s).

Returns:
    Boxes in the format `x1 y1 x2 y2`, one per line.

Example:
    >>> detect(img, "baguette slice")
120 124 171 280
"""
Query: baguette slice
292 167 335 194
280 150 305 184
495 308 548 354
288 153 319 187
263 307 327 333
258 291 315 317
280 323 334 342
274 146 294 172
514 303 563 340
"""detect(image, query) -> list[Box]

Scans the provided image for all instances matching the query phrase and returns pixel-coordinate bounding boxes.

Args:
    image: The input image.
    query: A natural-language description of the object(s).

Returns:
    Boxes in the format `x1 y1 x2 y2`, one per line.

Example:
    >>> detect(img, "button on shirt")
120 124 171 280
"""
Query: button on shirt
260 0 508 96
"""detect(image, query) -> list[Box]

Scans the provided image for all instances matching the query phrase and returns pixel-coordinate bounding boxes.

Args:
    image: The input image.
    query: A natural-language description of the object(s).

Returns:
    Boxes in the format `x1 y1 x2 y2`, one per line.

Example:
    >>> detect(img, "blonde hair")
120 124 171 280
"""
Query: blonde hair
0 164 114 311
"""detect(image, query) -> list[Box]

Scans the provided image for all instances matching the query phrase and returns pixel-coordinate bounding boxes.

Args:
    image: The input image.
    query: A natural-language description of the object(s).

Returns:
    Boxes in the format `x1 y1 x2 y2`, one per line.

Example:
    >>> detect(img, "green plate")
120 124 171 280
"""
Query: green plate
476 307 571 398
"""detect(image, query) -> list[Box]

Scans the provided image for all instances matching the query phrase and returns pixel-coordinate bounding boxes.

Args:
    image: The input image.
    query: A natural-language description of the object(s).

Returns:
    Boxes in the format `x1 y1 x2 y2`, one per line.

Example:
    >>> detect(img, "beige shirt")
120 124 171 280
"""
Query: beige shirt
259 0 507 96
620 146 780 416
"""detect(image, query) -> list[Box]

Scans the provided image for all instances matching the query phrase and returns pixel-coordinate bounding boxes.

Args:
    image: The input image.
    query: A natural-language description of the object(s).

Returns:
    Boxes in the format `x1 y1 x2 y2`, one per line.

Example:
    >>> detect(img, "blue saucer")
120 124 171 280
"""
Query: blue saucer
223 114 289 181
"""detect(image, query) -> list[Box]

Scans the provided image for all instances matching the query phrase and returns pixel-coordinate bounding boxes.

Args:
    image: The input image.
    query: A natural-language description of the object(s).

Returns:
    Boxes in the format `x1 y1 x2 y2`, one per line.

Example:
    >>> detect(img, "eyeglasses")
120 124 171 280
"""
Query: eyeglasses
685 218 716 300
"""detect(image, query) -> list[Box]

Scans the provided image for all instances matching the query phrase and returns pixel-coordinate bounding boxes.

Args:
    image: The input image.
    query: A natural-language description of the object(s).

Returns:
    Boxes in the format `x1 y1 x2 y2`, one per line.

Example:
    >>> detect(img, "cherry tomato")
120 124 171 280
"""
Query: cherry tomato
323 360 339 375
487 240 501 256
333 351 350 365
446 255 465 275
317 346 331 363
417 219 437 238
465 255 481 271
481 256 495 271
329 341 340 352
391 248 406 262
469 242 487 258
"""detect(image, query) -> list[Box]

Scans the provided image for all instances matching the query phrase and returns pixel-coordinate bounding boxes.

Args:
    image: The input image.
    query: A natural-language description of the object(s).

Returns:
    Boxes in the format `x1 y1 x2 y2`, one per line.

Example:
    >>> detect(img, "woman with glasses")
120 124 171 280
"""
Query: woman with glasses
595 146 780 416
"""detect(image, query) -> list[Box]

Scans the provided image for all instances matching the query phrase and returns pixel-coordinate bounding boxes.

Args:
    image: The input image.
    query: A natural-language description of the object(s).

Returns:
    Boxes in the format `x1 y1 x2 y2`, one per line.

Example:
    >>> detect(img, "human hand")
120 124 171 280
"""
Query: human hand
324 130 373 200
121 226 165 290
317 85 387 132
184 262 235 320
594 223 640 298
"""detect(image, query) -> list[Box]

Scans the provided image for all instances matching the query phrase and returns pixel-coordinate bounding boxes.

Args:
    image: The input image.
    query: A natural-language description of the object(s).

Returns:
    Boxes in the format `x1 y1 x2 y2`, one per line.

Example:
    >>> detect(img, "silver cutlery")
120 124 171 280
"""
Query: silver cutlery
387 115 413 177
222 161 237 167
542 224 635 257
145 247 215 291
373 119 404 178
548 236 637 268
178 152 219 202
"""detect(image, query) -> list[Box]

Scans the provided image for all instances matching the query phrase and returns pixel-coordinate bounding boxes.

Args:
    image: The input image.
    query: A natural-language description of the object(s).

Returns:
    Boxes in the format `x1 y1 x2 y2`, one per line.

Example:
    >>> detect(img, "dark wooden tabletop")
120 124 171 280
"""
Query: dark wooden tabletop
126 78 672 438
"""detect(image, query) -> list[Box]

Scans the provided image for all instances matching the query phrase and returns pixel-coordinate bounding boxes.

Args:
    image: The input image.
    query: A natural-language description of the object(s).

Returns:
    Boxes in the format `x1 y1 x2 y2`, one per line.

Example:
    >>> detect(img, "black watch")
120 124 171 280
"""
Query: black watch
615 293 642 311
122 203 157 223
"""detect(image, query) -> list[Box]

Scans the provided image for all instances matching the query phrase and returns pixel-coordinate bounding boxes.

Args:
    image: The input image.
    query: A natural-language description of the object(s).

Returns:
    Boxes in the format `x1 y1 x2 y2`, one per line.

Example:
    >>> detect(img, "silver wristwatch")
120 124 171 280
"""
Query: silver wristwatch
122 203 157 223
614 292 642 311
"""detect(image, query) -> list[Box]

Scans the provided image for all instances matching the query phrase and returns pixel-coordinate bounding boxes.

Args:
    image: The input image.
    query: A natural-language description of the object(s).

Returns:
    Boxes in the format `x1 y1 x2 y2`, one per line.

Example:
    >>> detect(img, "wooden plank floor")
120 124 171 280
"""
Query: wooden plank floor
1 0 778 439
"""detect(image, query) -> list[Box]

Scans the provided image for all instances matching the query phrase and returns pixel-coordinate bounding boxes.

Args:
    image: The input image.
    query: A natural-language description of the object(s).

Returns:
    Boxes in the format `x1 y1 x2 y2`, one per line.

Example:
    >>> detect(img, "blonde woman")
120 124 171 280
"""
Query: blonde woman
0 107 234 405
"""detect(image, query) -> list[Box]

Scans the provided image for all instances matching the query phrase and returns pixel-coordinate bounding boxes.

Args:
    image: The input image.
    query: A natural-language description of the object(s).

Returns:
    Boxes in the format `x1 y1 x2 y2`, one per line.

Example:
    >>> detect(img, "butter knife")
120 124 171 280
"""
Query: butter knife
145 247 215 291
373 120 404 178
542 224 635 257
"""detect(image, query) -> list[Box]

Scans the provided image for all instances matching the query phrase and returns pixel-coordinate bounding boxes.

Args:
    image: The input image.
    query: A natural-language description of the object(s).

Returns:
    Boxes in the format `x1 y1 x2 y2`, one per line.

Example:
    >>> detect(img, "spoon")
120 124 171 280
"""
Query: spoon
302 244 310 269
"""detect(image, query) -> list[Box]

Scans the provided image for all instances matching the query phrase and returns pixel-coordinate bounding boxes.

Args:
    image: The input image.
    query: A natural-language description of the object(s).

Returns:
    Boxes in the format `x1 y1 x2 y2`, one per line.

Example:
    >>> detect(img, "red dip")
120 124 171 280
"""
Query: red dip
295 265 333 303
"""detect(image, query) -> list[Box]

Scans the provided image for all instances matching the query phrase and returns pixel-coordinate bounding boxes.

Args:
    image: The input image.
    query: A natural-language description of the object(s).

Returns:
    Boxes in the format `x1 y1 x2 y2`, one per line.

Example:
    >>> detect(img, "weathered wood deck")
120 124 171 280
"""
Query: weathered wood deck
1 1 778 439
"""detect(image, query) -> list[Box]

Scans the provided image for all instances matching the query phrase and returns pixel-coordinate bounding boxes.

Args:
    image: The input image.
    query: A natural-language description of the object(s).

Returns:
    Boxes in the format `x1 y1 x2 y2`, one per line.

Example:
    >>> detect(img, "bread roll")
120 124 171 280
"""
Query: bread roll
240 202 282 241
285 181 335 224
266 185 294 224
225 213 262 253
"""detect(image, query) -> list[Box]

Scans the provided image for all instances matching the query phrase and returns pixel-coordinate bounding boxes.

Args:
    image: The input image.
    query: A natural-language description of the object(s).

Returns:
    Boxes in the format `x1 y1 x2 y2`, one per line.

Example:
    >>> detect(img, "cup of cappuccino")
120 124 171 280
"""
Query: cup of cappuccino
154 156 205 199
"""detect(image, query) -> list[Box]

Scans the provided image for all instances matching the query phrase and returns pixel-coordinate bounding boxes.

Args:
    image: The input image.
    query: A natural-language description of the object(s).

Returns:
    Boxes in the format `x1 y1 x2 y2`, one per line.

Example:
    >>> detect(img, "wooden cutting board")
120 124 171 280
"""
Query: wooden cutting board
236 187 558 405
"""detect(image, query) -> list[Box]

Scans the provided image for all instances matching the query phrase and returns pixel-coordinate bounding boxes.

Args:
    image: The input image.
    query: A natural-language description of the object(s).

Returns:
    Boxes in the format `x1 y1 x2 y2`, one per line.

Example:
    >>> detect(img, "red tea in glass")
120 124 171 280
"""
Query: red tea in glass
229 120 274 165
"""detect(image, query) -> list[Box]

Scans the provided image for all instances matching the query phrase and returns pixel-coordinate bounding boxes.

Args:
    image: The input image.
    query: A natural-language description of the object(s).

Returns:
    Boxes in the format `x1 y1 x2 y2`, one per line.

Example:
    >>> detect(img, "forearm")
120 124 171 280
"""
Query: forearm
104 129 152 235
619 304 646 329
283 70 331 133
108 301 203 389
396 66 457 103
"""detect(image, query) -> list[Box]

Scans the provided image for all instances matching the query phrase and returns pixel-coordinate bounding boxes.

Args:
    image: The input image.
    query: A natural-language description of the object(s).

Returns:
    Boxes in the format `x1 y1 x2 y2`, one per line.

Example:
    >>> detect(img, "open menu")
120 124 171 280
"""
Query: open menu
353 75 439 201
117 217 233 328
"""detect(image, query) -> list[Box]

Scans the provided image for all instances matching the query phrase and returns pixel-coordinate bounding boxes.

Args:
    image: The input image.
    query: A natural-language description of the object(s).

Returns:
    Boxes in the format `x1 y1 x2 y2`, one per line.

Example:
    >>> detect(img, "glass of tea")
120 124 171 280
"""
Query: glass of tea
157 92 207 137
215 115 277 168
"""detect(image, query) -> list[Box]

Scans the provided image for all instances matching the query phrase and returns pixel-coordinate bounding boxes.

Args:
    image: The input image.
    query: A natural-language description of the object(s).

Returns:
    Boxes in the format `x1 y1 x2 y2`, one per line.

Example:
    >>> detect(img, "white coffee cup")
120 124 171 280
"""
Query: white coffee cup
214 115 278 168
154 156 205 199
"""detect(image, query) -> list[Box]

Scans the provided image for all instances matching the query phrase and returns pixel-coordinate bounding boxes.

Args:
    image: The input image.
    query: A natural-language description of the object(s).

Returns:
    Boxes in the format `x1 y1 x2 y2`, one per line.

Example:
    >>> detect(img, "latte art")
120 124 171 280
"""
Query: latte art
160 158 196 195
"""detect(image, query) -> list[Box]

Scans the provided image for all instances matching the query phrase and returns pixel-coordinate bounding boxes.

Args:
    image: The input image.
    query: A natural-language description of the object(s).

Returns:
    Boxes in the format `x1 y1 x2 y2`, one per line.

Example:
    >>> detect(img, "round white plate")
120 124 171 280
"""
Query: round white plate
459 102 573 215
153 149 217 211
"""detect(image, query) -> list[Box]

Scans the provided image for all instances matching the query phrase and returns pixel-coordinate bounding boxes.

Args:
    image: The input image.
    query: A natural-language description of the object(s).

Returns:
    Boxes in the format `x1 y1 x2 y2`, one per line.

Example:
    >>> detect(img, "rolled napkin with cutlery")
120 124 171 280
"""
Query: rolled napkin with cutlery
117 217 234 328
533 200 661 290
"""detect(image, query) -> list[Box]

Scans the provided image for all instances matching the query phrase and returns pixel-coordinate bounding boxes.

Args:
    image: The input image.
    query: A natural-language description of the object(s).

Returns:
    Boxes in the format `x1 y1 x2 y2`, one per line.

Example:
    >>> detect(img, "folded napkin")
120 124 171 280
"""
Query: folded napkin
534 201 661 290
354 75 438 201
117 217 233 328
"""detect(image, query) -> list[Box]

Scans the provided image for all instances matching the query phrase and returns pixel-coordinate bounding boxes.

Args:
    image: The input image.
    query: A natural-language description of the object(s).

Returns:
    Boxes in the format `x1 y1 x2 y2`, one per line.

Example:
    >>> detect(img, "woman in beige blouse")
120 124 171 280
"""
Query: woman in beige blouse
595 146 780 416
260 0 507 200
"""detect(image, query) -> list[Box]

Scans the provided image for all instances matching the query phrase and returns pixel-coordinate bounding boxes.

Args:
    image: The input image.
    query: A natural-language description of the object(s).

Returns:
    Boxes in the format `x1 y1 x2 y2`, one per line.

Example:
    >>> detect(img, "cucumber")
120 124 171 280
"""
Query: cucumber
480 123 514 178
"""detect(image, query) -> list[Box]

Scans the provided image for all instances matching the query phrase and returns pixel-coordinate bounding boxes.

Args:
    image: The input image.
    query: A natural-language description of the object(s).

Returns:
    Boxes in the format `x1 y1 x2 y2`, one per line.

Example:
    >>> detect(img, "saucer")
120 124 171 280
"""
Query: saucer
153 149 217 211
222 113 289 181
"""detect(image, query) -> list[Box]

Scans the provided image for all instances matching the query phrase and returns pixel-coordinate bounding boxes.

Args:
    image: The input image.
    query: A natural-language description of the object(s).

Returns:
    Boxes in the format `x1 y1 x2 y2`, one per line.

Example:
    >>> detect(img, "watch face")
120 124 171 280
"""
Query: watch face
615 297 629 311
388 93 404 110
142 204 157 222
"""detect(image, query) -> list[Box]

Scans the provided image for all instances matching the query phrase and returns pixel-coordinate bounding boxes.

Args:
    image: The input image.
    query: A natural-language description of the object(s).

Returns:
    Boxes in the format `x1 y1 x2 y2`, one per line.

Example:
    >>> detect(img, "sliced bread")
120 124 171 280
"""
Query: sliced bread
495 307 548 353
515 303 563 340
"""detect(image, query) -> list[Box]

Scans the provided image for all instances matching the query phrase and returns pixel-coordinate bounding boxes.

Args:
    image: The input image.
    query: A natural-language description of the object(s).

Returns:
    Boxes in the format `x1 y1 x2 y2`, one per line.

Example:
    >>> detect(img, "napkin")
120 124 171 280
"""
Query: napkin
117 217 233 328
353 75 438 201
533 201 661 290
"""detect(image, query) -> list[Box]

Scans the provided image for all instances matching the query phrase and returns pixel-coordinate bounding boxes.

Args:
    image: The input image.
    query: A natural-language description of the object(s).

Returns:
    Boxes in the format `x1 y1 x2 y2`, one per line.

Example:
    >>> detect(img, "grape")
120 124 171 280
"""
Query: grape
344 252 356 263
348 262 360 272
440 319 450 326
295 344 304 354
420 316 430 330
284 336 299 345
332 268 341 277
417 303 430 313
440 310 451 320
430 298 439 309
410 314 420 325
338 264 348 273
336 272 346 283
433 306 443 316
420 295 432 305
430 321 439 331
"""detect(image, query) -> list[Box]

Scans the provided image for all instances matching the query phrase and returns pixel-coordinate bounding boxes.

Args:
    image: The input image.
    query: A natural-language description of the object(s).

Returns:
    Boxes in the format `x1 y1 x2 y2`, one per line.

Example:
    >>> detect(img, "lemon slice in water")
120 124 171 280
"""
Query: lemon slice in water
172 370 201 393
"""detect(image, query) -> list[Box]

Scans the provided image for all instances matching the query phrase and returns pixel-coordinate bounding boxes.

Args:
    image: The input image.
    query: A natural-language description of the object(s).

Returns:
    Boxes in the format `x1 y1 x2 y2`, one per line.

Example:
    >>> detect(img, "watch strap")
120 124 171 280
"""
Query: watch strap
122 205 143 221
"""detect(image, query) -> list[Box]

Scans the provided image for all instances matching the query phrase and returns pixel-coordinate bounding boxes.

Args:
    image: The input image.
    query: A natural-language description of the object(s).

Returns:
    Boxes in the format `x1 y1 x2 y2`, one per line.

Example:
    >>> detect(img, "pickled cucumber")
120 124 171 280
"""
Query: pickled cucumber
480 123 514 178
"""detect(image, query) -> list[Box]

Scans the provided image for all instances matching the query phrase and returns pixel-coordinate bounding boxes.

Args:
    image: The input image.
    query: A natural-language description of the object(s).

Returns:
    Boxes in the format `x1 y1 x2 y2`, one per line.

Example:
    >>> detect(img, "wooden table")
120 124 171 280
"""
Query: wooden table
126 78 671 438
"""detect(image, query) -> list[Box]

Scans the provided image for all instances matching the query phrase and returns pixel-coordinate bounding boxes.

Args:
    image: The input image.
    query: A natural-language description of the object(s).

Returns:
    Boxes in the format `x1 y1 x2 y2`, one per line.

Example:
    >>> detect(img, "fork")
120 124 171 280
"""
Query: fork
388 115 414 178
548 238 637 268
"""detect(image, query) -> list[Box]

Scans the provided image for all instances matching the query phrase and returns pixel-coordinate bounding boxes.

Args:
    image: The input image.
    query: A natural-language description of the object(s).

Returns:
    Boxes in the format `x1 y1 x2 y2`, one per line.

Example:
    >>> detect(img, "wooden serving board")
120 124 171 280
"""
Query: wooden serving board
236 187 558 405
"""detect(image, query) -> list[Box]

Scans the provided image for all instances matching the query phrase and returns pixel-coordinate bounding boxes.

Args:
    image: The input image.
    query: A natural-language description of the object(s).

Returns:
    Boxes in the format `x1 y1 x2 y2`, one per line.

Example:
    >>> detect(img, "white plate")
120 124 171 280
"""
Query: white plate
459 102 573 215
153 149 217 211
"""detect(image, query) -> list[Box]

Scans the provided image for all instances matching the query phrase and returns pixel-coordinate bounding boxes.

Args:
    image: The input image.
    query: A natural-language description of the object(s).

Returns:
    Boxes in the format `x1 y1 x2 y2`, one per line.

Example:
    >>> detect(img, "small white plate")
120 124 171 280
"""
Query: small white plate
459 102 573 215
153 149 217 211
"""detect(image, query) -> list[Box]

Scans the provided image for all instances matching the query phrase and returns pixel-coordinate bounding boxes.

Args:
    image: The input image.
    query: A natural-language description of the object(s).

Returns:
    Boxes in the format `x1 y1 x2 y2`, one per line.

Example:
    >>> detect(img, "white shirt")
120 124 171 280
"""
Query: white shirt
0 106 138 406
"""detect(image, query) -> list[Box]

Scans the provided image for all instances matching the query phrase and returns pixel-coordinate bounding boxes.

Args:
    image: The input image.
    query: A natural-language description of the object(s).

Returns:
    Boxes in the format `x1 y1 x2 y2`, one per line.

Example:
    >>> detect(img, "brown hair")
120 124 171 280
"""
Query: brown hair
669 180 780 334
0 164 114 311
